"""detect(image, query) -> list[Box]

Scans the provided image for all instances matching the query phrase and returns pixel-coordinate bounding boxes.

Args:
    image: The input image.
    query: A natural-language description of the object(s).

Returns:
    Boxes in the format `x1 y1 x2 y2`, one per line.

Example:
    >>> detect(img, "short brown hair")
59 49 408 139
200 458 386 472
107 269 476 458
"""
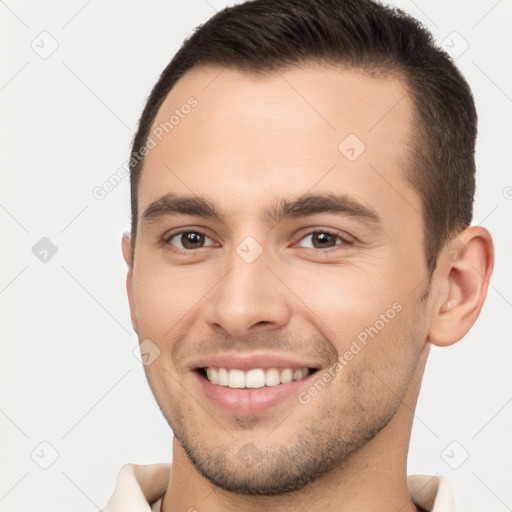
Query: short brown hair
129 0 477 274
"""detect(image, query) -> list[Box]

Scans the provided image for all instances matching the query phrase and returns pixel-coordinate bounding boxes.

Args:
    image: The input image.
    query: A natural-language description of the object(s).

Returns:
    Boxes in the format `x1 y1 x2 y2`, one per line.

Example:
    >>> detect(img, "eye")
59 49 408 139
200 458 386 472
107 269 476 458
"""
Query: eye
296 230 348 250
166 230 216 250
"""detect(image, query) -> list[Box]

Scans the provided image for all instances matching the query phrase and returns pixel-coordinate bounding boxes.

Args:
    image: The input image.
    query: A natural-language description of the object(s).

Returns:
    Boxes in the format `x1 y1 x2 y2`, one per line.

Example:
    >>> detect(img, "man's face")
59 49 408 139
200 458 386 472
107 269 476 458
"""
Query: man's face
126 65 433 493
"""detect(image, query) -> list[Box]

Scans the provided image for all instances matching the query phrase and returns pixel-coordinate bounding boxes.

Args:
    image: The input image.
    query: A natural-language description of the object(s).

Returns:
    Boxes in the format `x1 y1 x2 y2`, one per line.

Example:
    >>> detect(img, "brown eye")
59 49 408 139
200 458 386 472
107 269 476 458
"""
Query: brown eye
167 231 213 250
297 231 345 249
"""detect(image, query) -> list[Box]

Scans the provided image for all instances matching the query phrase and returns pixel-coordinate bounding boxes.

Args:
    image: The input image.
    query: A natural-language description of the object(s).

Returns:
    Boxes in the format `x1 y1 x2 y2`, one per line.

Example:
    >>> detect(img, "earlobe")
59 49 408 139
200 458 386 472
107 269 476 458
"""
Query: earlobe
122 231 132 268
121 233 139 335
428 226 494 347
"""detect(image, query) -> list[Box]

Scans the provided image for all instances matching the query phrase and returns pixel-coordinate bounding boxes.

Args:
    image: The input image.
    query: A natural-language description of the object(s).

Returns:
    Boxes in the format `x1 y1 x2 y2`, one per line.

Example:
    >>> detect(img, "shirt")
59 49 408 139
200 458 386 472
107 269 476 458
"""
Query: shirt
102 463 456 512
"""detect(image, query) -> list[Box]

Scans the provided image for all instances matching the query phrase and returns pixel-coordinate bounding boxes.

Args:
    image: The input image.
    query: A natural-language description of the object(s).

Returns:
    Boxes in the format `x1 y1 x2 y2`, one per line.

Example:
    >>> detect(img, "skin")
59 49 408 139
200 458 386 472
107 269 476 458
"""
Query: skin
122 64 494 511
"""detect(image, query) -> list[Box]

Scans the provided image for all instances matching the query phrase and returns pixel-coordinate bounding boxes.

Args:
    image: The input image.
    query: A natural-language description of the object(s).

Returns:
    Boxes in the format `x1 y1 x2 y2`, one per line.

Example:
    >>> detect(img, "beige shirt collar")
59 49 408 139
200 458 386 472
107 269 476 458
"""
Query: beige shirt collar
102 463 455 512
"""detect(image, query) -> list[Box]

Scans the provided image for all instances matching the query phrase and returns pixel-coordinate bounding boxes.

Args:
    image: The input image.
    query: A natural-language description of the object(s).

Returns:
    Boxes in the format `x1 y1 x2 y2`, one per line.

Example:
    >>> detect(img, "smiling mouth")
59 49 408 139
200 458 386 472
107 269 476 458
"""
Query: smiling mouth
197 367 319 389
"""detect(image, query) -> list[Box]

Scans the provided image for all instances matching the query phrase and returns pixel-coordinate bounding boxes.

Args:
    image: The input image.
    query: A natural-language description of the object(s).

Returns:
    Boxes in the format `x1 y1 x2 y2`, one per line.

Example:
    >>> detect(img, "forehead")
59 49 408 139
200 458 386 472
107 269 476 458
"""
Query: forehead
139 64 419 222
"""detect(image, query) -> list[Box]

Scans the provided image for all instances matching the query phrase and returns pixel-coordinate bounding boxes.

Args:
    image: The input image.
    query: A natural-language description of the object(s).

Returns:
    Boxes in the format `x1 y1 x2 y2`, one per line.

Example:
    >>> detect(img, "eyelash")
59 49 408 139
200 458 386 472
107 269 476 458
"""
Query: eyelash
160 228 352 255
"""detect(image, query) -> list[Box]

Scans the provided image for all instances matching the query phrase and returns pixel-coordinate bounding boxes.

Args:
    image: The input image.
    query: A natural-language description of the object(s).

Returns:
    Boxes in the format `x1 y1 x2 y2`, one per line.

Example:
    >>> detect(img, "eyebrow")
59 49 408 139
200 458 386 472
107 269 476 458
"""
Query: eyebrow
142 194 220 224
265 193 381 226
141 192 381 228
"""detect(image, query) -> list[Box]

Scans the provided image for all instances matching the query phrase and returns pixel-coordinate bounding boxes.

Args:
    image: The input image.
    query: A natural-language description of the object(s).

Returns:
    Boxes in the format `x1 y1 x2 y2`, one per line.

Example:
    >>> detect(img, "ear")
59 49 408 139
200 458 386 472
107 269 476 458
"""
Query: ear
428 226 494 347
122 232 139 335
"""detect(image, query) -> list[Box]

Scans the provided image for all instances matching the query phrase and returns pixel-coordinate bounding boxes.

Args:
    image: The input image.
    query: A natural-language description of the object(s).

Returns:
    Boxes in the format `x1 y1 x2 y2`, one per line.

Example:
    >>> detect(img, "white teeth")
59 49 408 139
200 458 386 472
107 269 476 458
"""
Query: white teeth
292 368 303 380
204 367 310 388
245 369 266 388
218 367 229 386
280 368 293 384
228 369 245 389
265 368 281 387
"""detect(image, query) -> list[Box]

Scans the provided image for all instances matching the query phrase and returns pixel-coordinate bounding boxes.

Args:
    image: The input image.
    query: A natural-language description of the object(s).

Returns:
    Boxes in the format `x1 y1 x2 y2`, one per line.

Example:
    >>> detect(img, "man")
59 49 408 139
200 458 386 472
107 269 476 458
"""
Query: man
104 0 494 510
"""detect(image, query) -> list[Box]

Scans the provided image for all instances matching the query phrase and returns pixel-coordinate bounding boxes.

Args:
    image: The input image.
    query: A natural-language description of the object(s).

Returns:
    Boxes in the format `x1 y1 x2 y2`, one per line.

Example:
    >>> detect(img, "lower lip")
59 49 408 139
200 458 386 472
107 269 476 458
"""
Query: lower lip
194 370 317 415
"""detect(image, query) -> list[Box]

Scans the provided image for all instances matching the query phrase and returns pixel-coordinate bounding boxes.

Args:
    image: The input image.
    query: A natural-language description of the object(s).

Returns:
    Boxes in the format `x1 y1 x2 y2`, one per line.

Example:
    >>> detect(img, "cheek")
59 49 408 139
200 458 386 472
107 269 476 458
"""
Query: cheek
286 263 426 386
335 303 424 421
132 264 207 340
285 264 398 343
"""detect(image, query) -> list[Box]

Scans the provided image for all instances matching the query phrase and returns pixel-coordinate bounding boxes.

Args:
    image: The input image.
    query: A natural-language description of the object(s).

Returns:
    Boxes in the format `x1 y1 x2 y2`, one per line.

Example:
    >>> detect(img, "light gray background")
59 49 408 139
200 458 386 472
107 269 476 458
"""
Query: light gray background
1 0 511 510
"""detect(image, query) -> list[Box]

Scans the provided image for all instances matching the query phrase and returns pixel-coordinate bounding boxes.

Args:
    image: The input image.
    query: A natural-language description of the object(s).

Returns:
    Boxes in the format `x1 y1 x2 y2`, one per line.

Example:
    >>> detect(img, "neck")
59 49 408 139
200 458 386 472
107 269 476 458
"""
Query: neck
162 345 430 512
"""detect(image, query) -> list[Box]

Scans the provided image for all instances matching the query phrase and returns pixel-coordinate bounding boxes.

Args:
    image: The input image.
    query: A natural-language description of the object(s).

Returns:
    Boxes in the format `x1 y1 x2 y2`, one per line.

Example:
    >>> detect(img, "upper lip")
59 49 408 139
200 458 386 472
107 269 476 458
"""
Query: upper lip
189 352 323 371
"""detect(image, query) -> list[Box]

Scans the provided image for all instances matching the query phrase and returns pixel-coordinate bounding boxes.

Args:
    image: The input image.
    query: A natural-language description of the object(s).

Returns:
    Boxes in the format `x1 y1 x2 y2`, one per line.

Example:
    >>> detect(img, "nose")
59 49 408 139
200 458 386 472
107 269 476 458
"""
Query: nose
203 247 292 338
